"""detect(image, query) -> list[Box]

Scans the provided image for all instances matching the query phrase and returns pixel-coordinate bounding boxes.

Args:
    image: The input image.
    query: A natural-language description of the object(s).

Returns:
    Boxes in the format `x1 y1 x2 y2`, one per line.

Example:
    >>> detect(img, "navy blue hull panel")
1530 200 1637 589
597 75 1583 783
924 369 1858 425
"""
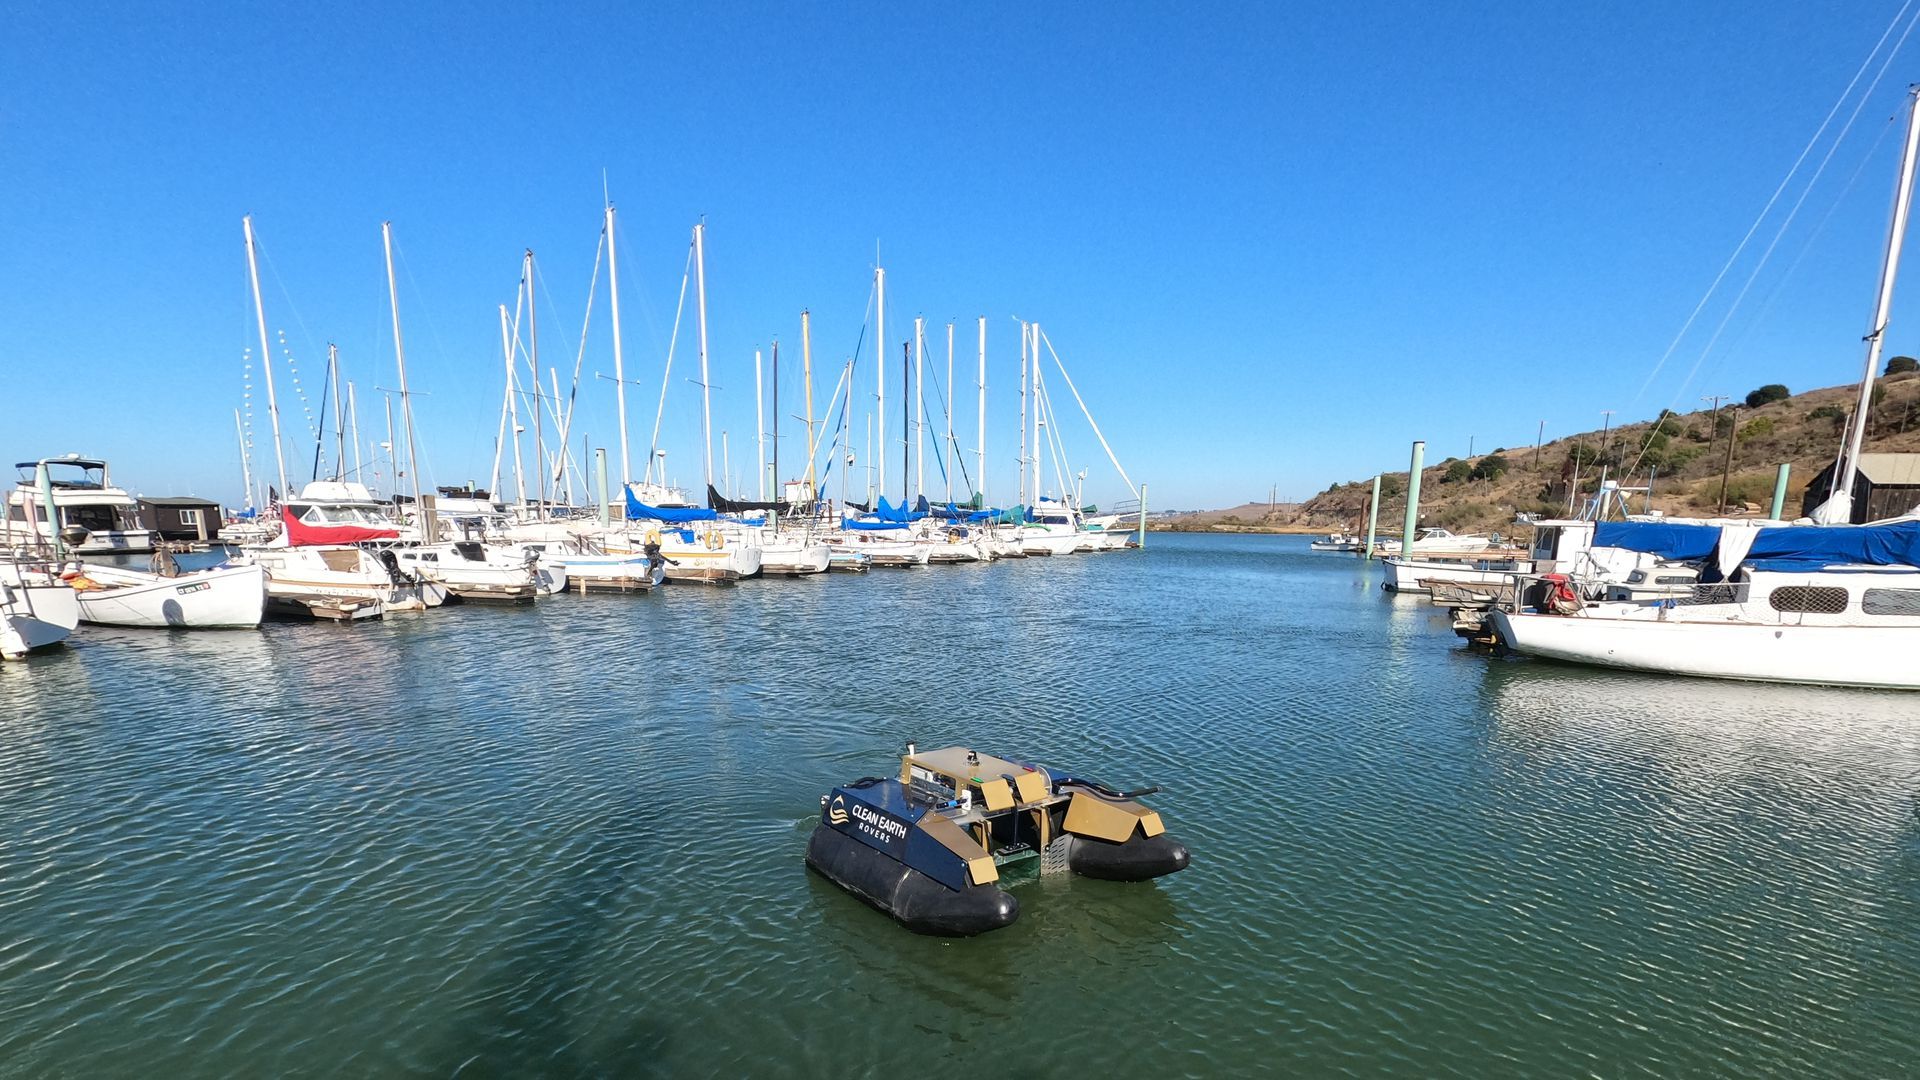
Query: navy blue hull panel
1067 832 1191 881
806 825 1018 936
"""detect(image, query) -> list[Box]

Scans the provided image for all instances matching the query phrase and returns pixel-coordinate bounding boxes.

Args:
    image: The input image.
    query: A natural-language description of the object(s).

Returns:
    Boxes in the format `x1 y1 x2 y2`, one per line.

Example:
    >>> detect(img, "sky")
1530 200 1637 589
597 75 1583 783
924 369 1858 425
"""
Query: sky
6 1 1920 511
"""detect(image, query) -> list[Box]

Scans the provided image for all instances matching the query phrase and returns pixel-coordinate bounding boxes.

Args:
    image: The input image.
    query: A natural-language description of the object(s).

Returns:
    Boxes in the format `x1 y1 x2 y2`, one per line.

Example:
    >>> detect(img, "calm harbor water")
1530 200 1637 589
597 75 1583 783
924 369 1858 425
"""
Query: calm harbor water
2 533 1917 1076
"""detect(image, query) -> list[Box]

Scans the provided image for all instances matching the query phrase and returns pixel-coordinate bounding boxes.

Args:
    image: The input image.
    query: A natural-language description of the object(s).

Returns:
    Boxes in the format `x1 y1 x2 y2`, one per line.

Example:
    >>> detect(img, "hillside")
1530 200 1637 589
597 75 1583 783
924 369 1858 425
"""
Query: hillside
1162 369 1920 535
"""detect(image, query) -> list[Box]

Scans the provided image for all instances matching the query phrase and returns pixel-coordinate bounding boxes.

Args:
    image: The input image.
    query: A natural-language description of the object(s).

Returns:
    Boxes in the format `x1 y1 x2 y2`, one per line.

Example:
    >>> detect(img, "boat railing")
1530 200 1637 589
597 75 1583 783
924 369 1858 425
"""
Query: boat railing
1680 582 1749 606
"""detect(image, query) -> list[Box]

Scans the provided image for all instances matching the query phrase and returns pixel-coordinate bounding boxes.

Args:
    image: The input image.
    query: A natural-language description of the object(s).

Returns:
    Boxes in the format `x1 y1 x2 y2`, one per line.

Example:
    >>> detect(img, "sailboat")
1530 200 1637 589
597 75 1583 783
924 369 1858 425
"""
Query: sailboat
0 558 80 659
1489 87 1920 690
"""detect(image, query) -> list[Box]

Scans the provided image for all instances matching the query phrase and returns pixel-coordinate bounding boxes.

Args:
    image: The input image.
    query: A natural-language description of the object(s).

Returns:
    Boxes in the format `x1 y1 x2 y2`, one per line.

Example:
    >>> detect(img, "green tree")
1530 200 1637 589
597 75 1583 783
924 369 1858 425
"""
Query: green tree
1469 454 1510 481
1444 459 1472 483
1886 356 1918 375
1745 383 1790 408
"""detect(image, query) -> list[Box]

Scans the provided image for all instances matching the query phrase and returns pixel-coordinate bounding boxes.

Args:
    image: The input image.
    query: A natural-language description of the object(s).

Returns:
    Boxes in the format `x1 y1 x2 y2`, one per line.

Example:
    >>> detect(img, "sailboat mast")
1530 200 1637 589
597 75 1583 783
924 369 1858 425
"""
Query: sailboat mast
242 215 289 501
773 340 781 503
327 344 345 479
348 382 362 484
498 304 527 507
383 395 397 498
840 358 853 512
607 203 632 487
875 267 886 505
1030 321 1042 501
945 320 954 504
914 316 925 502
526 250 547 515
1018 321 1029 508
234 408 254 513
382 222 423 512
755 348 767 501
803 309 816 497
901 343 910 501
976 317 986 506
1836 85 1920 511
694 222 714 492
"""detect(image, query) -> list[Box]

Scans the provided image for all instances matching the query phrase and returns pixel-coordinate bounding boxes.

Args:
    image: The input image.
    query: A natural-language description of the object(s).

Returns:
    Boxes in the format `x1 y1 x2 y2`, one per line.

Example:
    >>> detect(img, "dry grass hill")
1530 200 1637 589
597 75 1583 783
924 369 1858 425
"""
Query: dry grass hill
1163 367 1920 535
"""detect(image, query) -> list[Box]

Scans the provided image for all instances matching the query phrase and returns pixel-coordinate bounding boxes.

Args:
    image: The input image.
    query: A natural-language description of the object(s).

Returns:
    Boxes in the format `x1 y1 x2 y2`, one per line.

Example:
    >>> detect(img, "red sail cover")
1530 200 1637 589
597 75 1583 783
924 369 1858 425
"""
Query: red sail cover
282 506 399 547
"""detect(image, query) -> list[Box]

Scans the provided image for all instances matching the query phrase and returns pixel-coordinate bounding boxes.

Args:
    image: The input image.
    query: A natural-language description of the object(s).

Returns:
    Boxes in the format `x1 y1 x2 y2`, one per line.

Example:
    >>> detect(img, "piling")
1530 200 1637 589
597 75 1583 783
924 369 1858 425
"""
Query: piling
1769 463 1791 520
1363 474 1382 560
596 448 611 528
1401 441 1425 555
1136 484 1148 549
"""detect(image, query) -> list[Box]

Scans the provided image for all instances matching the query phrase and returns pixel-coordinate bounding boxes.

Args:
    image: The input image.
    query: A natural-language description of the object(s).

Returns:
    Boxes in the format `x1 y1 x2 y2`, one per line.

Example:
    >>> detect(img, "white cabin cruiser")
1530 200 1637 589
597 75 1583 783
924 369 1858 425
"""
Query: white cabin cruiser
4 457 158 554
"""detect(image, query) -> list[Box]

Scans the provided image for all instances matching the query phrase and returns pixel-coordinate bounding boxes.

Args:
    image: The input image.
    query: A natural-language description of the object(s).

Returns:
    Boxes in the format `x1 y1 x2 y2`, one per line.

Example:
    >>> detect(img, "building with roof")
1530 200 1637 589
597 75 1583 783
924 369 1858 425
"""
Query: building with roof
1801 453 1920 523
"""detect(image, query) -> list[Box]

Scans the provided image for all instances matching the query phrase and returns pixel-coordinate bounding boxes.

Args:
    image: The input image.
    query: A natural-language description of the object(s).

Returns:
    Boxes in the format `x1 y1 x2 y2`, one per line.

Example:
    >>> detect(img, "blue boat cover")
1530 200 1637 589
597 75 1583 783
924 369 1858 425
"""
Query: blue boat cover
1593 521 1721 560
843 516 911 531
1740 521 1920 571
625 491 718 523
871 496 926 523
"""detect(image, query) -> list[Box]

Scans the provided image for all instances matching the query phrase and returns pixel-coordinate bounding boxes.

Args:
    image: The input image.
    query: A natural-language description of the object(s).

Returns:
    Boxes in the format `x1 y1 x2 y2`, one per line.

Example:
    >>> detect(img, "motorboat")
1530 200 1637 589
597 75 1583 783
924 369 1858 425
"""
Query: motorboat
4 456 157 554
807 745 1189 936
1309 531 1366 552
64 557 266 628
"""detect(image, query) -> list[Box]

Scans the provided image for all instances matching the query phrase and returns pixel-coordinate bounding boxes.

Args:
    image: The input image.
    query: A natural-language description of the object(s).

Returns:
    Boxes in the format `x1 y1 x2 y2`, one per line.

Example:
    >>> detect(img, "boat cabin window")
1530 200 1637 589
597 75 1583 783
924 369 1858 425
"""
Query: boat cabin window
1767 586 1850 614
64 505 127 533
1655 574 1695 585
1861 588 1920 616
1532 528 1559 560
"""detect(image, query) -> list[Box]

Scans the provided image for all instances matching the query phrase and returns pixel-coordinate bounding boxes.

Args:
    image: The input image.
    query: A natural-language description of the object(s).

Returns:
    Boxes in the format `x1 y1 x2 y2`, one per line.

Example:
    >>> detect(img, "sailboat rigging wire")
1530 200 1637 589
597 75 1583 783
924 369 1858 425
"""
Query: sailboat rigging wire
550 226 606 484
1693 116 1901 398
1628 0 1919 409
1038 328 1139 498
646 242 696 486
1625 14 1920 476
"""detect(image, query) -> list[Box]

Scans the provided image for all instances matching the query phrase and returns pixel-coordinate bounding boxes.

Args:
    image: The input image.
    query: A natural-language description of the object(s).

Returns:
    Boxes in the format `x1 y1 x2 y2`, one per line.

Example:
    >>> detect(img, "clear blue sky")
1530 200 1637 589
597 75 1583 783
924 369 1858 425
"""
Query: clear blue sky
5 1 1920 511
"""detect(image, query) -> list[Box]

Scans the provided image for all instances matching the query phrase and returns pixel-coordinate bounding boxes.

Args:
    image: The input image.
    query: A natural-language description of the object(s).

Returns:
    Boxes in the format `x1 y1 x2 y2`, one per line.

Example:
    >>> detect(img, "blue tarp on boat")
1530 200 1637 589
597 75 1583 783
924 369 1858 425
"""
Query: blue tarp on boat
625 491 718 523
843 517 911 531
1740 521 1920 571
1592 521 1722 560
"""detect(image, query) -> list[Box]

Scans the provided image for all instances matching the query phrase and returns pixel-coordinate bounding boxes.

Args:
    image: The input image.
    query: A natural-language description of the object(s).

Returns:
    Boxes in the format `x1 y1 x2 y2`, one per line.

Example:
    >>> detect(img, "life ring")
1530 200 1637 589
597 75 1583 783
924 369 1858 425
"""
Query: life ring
704 530 723 551
645 528 661 546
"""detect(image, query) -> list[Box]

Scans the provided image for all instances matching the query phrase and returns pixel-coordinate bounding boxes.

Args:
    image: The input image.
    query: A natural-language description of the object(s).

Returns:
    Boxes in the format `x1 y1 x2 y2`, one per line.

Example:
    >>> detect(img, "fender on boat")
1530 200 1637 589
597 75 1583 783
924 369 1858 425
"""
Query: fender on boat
806 824 1017 936
1065 831 1191 881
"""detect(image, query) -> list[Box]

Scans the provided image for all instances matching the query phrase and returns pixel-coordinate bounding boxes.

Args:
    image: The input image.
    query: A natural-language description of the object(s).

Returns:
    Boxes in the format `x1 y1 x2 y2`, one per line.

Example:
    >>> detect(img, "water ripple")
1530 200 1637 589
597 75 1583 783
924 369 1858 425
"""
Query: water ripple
0 535 1916 1076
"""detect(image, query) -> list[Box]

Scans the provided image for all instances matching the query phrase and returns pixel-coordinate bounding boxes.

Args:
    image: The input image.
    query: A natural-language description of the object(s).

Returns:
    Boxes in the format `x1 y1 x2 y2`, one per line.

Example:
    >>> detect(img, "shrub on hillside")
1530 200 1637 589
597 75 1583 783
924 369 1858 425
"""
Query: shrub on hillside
1745 384 1790 408
1739 416 1775 440
1470 454 1510 481
1887 356 1918 375
1444 459 1472 483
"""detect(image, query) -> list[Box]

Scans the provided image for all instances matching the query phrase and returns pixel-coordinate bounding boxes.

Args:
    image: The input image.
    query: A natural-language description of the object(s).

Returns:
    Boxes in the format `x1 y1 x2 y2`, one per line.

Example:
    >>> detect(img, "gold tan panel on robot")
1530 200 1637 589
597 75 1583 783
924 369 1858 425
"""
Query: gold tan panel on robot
974 778 1014 812
1010 770 1048 804
1063 793 1166 843
917 813 999 885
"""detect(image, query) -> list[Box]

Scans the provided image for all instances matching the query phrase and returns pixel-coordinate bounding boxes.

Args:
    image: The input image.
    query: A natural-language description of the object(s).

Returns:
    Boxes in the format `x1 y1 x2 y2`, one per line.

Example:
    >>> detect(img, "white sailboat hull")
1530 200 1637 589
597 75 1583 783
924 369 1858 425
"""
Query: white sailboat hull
760 538 832 575
1488 608 1920 690
73 563 266 628
0 580 80 659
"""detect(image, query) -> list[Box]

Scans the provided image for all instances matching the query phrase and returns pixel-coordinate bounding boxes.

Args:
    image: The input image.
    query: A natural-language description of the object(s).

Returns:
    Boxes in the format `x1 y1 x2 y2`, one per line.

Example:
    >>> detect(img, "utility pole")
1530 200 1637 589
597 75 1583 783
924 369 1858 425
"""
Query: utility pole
1717 405 1742 515
1468 435 1475 459
1599 409 1615 461
1701 394 1728 514
1533 420 1544 471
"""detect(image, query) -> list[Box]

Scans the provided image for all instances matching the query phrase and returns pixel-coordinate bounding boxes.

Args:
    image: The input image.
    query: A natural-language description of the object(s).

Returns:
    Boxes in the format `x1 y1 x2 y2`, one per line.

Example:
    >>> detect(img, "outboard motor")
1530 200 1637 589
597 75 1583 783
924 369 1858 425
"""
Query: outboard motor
378 549 412 585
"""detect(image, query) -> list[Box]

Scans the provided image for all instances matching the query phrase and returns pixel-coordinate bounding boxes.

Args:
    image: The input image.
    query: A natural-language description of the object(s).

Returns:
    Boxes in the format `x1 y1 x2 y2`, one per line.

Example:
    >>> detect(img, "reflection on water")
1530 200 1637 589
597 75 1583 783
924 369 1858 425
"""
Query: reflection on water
0 534 1916 1076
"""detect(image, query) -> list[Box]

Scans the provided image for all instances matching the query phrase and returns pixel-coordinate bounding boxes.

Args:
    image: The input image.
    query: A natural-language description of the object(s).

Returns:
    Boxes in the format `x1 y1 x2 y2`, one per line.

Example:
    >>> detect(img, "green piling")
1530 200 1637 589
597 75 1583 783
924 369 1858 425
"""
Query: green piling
1363 474 1382 560
1136 483 1148 549
1401 441 1425 556
1769 463 1791 520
